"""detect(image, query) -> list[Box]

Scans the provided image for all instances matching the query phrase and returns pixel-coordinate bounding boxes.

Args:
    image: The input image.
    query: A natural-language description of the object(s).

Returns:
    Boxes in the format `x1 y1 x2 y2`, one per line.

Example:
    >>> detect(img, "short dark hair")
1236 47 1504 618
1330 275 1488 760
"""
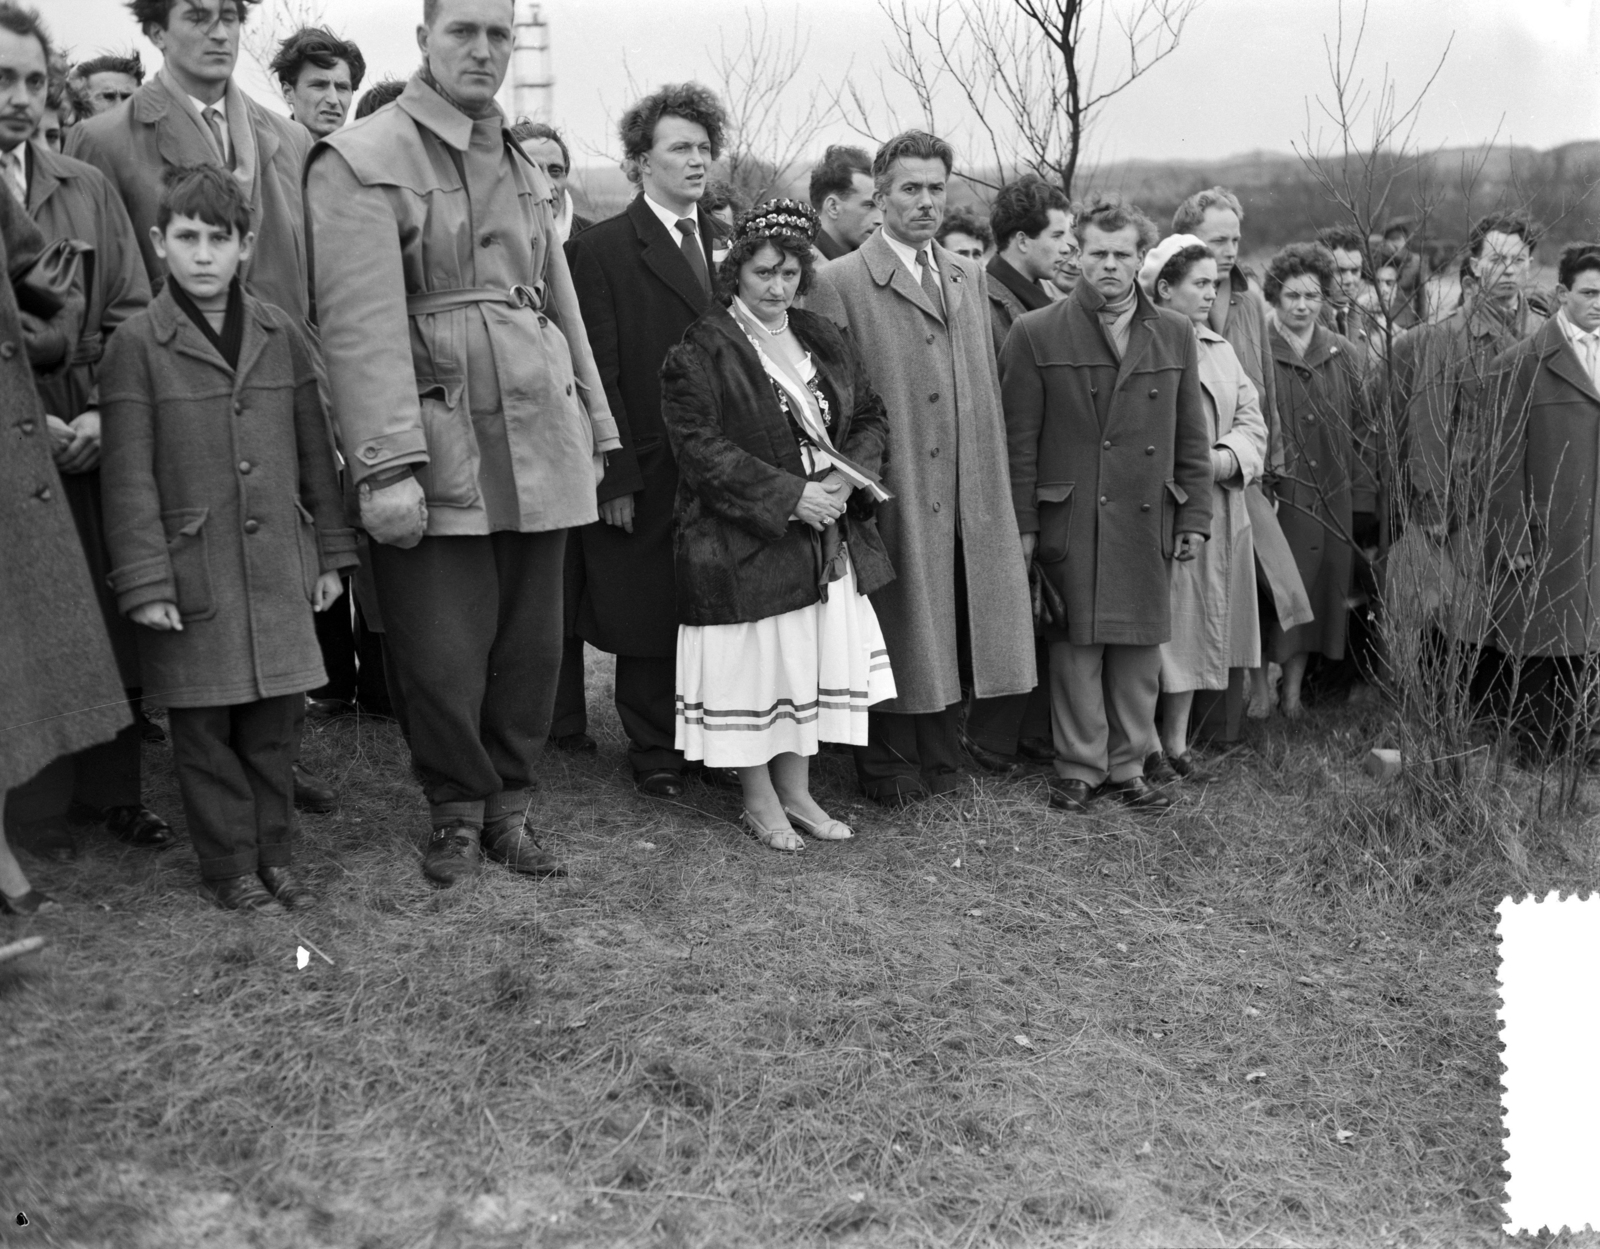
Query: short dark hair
618 82 726 186
1264 242 1336 304
353 77 404 120
1316 225 1366 254
73 49 143 82
872 130 954 192
158 163 251 237
0 1 52 67
808 144 871 209
1151 243 1215 303
936 205 993 250
1172 186 1243 234
990 175 1071 249
702 178 747 219
127 0 256 34
269 26 365 91
718 231 817 300
509 119 570 169
1468 212 1537 258
1075 195 1159 251
1557 242 1600 289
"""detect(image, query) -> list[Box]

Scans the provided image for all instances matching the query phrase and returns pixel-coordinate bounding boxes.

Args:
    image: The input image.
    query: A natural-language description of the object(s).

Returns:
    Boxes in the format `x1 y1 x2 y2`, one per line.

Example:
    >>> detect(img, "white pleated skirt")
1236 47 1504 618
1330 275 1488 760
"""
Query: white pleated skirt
675 556 897 768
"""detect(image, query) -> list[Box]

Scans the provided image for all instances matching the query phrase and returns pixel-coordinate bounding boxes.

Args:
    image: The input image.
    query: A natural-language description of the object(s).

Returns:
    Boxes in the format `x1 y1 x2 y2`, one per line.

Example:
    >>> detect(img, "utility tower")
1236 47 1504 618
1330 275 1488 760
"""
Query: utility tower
498 1 554 123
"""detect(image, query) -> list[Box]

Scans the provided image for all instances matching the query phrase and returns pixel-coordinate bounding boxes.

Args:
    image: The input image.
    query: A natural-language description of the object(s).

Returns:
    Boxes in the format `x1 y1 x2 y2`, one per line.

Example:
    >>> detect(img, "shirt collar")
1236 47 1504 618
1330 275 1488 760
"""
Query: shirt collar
1558 308 1600 345
881 228 933 278
189 91 225 120
642 190 697 237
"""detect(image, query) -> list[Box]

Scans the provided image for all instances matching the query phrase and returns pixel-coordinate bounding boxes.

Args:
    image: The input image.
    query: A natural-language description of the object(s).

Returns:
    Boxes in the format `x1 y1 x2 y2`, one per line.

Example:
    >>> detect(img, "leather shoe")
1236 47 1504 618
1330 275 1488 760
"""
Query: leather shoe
257 865 318 910
10 816 76 862
423 823 483 886
292 763 336 813
139 708 167 744
306 698 357 721
960 732 1020 775
482 821 565 876
206 874 285 913
1143 751 1180 785
1046 778 1095 812
637 768 684 799
0 888 59 916
1166 752 1210 782
1018 736 1056 763
691 764 741 790
104 805 175 850
864 775 929 807
1100 775 1173 810
548 731 598 754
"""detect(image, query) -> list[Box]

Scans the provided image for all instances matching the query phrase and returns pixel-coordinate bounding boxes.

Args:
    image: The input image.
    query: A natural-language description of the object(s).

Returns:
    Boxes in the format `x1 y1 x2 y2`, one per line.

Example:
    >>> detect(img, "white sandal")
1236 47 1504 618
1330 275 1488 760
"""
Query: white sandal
742 810 803 853
782 807 854 841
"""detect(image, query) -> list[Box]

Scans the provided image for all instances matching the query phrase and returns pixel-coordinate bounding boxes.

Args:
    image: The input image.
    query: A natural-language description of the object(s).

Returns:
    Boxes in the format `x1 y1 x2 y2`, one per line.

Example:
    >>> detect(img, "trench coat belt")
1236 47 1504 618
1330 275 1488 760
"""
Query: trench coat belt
70 331 105 367
403 284 546 317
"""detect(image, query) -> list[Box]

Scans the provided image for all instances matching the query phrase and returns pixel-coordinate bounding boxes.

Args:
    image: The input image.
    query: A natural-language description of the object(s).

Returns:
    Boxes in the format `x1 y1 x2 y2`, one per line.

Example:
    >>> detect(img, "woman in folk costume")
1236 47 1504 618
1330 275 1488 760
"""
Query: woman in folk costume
660 199 897 852
1138 236 1269 777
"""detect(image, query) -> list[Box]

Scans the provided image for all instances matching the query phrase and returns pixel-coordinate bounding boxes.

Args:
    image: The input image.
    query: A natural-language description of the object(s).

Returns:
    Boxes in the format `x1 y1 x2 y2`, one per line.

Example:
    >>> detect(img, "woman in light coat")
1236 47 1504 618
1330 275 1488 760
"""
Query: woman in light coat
1139 236 1268 774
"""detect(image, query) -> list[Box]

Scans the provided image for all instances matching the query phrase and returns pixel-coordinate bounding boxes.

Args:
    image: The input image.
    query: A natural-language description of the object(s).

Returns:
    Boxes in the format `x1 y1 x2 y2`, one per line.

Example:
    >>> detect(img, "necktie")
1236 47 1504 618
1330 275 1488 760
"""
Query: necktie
1336 306 1348 337
2 149 24 207
676 218 711 296
916 248 943 317
202 106 230 168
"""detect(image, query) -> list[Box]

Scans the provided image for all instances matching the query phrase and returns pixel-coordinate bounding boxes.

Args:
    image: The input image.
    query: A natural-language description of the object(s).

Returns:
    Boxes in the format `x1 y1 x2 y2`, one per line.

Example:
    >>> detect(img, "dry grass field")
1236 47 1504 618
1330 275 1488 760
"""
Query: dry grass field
2 650 1597 1248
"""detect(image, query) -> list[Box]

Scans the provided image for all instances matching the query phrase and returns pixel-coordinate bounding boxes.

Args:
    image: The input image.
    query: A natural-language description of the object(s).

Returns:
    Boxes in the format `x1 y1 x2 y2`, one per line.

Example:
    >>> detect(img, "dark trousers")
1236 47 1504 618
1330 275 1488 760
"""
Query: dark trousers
1190 669 1247 746
169 694 299 880
550 642 682 777
308 580 393 711
369 530 566 817
4 687 143 828
965 637 1051 756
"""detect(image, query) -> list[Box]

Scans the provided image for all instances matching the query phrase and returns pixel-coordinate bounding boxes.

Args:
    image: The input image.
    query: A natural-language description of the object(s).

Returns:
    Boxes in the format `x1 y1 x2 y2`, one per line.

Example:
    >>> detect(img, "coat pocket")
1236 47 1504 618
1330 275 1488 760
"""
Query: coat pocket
1035 481 1075 564
294 501 321 602
415 382 482 509
1161 479 1189 559
161 507 216 622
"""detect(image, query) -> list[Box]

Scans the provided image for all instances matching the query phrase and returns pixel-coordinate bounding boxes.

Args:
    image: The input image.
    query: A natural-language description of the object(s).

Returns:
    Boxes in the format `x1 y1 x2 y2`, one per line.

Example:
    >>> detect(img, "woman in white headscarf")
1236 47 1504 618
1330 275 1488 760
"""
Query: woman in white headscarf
1139 235 1269 777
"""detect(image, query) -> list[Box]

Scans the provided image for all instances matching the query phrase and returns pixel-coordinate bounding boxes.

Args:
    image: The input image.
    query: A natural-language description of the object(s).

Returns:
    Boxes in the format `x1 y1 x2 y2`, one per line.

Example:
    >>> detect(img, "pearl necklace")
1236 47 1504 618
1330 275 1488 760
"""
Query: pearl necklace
758 312 790 336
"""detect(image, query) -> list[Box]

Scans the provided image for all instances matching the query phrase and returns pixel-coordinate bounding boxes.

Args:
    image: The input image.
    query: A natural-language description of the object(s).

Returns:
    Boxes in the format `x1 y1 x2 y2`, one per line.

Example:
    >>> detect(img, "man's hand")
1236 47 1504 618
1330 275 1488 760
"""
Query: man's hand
57 411 102 474
599 493 636 533
359 475 428 548
1173 531 1208 562
1509 552 1534 574
1020 532 1038 564
46 414 74 455
312 571 345 612
131 601 183 631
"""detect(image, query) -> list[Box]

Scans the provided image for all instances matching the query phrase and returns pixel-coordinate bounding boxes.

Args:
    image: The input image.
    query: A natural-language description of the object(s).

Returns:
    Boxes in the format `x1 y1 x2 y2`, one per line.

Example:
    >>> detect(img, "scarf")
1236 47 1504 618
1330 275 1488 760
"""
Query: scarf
1098 283 1138 359
170 276 244 371
420 64 498 120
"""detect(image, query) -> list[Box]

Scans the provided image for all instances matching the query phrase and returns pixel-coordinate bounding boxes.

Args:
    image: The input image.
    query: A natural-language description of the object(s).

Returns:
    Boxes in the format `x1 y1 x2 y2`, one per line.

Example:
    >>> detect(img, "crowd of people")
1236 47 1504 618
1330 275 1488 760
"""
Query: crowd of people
4 0 1600 921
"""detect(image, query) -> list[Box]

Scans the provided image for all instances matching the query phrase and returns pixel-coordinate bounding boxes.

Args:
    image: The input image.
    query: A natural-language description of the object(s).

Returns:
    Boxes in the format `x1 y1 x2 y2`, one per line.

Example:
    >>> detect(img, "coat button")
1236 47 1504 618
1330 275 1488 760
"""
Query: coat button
1099 495 1108 505
1089 385 1098 396
239 461 252 474
18 419 34 434
480 234 494 247
1146 446 1155 455
35 485 51 502
928 392 939 403
932 501 942 513
1102 440 1111 449
565 382 573 396
244 519 260 534
538 315 548 327
930 447 940 458
925 334 934 344
362 446 379 459
1141 503 1151 512
1148 388 1159 398
1308 459 1318 469
0 342 14 359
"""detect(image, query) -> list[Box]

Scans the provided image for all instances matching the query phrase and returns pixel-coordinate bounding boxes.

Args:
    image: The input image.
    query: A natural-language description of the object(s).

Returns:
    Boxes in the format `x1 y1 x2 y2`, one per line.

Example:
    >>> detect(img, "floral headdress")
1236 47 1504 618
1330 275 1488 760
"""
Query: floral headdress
734 198 820 249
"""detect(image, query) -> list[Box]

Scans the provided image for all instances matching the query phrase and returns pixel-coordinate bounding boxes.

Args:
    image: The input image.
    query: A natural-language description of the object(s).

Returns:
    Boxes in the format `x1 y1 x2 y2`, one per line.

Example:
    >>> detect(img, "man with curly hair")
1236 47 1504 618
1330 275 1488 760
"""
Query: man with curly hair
558 81 732 798
69 51 143 117
270 26 363 140
67 0 311 327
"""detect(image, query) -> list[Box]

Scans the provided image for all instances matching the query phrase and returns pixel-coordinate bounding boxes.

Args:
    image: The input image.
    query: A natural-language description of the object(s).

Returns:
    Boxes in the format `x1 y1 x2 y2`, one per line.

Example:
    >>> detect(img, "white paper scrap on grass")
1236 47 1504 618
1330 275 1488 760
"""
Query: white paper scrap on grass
296 946 310 971
1499 892 1600 1234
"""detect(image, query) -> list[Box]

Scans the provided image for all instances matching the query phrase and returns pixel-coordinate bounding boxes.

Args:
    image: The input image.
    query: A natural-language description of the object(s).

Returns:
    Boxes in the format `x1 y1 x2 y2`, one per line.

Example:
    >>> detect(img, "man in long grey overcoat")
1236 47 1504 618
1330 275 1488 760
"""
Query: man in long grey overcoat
808 130 1035 804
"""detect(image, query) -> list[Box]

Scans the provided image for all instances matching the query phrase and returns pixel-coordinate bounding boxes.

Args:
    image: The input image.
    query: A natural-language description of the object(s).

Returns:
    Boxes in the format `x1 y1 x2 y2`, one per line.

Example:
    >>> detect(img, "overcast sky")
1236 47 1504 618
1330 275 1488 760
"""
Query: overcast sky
52 0 1600 169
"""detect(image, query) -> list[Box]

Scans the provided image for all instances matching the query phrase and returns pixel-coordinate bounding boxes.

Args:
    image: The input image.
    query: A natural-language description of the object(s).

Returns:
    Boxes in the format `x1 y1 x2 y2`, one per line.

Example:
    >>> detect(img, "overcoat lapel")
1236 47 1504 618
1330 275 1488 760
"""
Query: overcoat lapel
1113 305 1157 395
862 230 942 324
24 144 62 215
149 73 219 172
1543 331 1600 407
630 196 711 318
935 241 966 320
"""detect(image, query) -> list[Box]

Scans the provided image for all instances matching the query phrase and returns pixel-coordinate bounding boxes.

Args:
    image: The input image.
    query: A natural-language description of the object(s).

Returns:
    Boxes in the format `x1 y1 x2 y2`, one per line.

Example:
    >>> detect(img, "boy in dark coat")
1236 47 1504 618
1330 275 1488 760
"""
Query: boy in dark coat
99 166 357 913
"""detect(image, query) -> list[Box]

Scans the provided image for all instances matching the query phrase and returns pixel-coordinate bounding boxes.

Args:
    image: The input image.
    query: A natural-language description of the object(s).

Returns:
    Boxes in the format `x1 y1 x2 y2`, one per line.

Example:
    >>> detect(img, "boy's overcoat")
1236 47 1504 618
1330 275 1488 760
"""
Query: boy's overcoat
807 230 1035 714
99 287 359 708
659 304 894 626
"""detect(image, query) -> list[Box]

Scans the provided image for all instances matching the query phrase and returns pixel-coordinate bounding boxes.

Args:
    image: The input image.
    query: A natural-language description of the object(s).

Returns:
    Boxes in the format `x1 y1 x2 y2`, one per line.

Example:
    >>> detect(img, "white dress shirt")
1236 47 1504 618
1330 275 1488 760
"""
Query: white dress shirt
1 144 26 207
881 228 938 283
641 190 698 240
190 92 231 165
1558 308 1600 394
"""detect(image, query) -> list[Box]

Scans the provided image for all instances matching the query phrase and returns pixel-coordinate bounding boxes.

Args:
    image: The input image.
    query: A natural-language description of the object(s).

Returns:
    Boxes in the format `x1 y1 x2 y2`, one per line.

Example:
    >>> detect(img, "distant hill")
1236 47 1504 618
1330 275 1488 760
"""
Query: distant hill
572 140 1600 254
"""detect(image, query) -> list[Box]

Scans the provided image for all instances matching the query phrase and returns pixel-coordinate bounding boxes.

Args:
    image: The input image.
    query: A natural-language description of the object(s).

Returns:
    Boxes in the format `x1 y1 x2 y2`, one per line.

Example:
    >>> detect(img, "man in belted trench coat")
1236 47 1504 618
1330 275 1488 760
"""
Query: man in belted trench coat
1002 198 1213 812
305 0 620 886
808 131 1036 805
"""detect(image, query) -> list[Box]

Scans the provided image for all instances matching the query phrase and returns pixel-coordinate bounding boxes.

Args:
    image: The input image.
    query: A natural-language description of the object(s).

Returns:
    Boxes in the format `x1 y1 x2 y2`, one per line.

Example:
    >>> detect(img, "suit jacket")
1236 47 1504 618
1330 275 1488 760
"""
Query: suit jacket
25 141 150 419
0 190 129 789
68 70 312 322
1485 317 1600 657
564 193 726 656
1000 278 1213 647
808 230 1035 712
661 304 894 625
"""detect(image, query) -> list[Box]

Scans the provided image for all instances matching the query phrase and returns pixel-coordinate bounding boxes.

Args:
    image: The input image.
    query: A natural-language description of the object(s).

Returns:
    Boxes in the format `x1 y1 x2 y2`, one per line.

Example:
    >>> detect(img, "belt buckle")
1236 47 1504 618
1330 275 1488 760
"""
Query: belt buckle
510 284 541 311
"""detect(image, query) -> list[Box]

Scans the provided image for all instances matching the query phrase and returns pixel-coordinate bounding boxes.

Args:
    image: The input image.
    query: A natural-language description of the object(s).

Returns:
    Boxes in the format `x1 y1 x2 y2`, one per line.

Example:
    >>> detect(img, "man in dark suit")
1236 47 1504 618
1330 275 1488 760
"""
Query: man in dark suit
560 82 729 797
808 144 880 264
511 120 592 242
